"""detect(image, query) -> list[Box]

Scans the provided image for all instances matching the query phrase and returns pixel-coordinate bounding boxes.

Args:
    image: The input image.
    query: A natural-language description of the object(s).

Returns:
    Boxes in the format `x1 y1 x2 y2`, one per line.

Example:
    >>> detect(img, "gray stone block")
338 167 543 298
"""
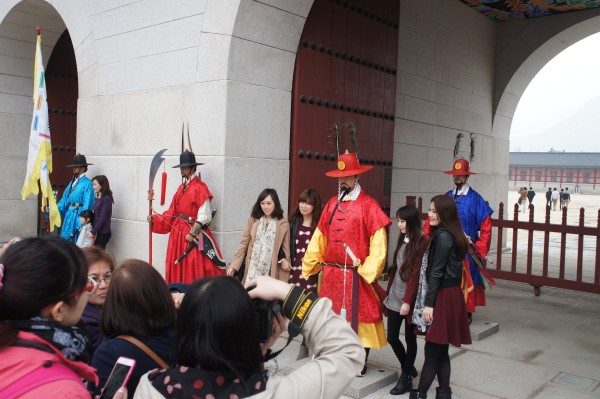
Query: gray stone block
554 373 599 392
343 364 398 399
469 320 499 341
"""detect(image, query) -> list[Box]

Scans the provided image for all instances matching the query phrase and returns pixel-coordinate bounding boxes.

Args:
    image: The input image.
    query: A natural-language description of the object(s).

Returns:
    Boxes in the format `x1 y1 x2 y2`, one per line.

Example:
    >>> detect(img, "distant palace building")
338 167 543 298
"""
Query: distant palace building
509 152 600 193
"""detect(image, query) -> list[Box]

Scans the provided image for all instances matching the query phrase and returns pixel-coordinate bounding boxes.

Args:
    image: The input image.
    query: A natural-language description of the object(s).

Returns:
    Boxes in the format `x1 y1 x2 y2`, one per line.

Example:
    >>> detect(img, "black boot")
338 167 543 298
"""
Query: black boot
359 348 369 376
390 373 413 395
409 389 427 399
359 362 367 376
435 387 452 399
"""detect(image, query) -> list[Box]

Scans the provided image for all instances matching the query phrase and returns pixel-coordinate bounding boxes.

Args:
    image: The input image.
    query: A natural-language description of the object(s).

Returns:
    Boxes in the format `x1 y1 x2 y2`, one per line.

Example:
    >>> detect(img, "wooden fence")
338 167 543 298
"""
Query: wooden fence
410 196 600 296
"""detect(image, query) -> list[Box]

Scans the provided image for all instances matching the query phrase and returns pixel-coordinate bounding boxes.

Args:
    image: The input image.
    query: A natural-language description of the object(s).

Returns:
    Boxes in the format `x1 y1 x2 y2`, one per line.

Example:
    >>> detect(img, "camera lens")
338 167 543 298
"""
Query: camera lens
254 299 274 343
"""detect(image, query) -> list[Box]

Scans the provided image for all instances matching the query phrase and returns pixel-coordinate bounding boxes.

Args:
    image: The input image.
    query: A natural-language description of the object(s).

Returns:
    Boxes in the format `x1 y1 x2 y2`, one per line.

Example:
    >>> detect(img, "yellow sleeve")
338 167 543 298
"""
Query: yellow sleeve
302 227 327 278
357 227 388 284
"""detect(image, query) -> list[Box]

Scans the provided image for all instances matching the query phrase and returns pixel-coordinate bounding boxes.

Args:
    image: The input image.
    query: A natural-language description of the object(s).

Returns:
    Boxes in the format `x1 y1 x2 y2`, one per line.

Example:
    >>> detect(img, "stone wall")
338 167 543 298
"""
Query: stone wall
390 0 498 252
2 0 599 274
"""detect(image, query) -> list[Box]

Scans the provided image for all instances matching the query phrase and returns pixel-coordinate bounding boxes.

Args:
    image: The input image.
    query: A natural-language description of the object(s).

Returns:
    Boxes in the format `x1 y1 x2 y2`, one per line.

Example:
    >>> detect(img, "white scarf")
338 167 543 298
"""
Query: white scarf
245 216 278 288
413 241 432 332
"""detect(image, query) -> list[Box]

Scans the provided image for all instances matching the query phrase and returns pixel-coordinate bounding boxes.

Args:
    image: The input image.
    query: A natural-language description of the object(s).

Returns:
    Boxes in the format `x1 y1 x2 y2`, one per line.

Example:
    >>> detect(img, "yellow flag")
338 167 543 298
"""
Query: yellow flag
21 32 61 231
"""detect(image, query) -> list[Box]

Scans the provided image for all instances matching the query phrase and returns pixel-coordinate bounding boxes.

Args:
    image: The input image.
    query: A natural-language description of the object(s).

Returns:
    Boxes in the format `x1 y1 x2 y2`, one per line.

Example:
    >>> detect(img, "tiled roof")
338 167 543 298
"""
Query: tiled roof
509 152 600 168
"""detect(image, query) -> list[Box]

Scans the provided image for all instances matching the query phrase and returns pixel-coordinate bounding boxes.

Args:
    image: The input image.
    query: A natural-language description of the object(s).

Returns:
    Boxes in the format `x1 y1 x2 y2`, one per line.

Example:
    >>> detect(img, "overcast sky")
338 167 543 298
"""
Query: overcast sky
510 32 600 153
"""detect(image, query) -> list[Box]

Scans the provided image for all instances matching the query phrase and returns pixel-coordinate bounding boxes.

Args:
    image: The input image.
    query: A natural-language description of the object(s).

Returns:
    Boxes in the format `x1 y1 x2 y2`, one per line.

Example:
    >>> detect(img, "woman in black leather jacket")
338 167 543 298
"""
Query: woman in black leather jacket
411 195 472 399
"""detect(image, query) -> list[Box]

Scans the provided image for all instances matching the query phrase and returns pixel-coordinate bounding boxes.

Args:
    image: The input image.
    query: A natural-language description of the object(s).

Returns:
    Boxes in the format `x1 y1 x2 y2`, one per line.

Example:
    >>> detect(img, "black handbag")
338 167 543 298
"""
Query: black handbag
234 259 245 281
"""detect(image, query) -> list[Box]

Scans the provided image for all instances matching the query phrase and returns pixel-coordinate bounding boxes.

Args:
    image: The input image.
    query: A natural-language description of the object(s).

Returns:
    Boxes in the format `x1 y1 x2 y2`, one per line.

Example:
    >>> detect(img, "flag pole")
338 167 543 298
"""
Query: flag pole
21 25 62 233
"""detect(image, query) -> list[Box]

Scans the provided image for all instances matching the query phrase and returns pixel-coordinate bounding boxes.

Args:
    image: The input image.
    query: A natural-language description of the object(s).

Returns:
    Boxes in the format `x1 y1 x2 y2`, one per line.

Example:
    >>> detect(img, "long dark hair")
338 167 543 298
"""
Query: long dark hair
288 188 322 230
250 188 284 220
0 238 88 348
429 195 469 259
392 205 424 282
101 259 175 338
79 209 95 225
176 276 264 380
92 175 114 203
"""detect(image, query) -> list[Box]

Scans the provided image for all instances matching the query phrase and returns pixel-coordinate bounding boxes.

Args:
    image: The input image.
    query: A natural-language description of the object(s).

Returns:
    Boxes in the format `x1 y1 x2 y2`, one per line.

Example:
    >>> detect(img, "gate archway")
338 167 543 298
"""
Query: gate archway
40 29 78 236
494 12 600 145
0 0 69 240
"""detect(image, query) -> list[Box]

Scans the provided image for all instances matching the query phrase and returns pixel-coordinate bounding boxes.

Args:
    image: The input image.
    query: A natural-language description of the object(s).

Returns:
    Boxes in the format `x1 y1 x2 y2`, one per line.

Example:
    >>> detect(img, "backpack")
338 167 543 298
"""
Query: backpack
0 362 83 399
0 339 85 398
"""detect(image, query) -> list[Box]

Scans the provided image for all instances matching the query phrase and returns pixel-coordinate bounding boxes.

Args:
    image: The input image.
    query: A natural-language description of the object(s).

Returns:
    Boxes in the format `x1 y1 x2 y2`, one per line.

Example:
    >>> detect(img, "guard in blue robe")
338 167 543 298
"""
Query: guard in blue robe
444 158 493 315
57 154 95 243
446 186 493 286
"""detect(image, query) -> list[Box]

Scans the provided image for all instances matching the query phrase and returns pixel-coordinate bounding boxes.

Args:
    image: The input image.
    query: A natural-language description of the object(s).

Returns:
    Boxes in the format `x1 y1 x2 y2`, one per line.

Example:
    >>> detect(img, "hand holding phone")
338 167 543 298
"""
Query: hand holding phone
99 357 136 399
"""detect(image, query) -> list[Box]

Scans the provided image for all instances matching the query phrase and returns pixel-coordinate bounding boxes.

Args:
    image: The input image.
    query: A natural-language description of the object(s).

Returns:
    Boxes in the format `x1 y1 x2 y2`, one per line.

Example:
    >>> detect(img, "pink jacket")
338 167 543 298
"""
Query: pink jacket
0 331 98 398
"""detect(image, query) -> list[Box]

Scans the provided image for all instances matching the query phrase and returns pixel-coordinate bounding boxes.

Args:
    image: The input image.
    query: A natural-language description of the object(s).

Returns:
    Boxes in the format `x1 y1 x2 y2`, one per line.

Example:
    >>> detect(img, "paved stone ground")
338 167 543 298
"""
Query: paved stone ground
266 191 600 398
267 280 600 398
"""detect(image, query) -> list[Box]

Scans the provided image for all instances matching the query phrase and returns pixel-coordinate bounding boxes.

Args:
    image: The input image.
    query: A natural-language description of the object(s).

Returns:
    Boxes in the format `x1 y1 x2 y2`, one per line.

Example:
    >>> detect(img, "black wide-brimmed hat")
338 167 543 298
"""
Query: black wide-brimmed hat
172 150 204 168
66 154 93 167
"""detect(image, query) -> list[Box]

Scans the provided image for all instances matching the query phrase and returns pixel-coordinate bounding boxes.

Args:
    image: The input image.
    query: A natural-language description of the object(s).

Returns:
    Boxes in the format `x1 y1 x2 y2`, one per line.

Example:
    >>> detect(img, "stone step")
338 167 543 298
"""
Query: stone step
341 363 398 398
263 319 498 397
280 358 398 399
264 336 399 398
469 319 499 341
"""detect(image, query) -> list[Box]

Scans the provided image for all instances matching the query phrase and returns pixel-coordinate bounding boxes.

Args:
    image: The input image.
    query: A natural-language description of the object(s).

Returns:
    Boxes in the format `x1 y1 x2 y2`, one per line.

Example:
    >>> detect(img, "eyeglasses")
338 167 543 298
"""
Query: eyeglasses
88 273 112 287
62 272 113 300
85 276 99 293
67 277 96 299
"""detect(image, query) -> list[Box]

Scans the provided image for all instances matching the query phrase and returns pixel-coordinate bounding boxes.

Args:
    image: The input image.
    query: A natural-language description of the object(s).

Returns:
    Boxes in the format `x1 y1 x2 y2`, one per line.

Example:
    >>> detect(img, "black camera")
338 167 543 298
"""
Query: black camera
254 299 282 343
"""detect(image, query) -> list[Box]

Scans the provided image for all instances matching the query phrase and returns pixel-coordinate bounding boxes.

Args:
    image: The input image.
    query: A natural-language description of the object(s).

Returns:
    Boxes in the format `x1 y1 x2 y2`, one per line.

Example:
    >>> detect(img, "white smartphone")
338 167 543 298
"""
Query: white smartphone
99 356 136 399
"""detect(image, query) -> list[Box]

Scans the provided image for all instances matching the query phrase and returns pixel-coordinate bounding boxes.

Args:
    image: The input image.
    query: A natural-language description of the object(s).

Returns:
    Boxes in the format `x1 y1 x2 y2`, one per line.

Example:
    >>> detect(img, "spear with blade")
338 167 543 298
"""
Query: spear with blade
148 149 167 264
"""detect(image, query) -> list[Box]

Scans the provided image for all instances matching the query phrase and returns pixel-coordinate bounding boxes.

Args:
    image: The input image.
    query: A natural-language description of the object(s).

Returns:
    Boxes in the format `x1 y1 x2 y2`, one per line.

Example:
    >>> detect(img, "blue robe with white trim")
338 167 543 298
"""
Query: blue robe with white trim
57 175 95 242
445 187 493 286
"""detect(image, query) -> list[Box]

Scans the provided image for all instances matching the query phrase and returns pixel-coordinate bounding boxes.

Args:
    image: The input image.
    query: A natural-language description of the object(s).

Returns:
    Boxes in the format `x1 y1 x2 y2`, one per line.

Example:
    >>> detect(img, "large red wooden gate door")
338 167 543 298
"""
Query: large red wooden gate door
39 30 78 235
290 0 399 215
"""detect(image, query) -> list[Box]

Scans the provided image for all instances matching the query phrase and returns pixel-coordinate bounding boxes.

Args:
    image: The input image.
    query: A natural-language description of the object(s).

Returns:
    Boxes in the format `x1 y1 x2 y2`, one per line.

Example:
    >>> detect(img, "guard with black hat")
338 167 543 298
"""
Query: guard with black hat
148 125 225 284
57 154 96 243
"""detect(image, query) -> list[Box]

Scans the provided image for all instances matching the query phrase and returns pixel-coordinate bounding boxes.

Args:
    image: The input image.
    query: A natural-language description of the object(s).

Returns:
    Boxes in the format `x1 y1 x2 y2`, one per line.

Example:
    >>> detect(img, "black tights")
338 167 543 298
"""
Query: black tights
418 342 450 393
386 309 417 372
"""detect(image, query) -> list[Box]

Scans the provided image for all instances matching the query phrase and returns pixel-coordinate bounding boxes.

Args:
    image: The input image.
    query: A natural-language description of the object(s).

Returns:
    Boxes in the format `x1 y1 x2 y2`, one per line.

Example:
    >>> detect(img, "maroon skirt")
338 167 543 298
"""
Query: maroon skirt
425 286 472 347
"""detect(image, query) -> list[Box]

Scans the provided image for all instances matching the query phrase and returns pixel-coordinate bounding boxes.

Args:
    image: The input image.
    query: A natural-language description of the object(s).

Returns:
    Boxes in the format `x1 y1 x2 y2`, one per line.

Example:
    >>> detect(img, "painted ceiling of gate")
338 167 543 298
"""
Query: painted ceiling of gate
459 0 600 22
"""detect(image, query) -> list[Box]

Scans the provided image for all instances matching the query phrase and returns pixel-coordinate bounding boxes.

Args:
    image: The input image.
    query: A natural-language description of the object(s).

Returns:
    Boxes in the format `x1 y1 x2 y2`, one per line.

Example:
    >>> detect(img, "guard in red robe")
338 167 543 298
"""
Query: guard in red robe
303 151 390 376
149 151 225 284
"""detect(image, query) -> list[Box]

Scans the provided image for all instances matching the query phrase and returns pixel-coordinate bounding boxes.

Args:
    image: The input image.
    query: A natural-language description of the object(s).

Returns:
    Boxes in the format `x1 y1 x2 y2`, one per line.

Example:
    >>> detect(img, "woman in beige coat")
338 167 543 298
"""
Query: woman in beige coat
227 188 291 285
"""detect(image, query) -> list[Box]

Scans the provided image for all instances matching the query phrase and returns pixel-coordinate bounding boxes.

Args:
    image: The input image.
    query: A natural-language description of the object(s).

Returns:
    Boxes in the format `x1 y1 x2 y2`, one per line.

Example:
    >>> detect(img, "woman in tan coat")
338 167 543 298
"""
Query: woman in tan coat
227 188 291 285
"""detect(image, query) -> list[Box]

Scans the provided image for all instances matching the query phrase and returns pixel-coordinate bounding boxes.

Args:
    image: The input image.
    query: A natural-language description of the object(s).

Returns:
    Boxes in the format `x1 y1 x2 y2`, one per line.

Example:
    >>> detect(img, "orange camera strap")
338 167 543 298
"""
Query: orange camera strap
117 335 169 369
